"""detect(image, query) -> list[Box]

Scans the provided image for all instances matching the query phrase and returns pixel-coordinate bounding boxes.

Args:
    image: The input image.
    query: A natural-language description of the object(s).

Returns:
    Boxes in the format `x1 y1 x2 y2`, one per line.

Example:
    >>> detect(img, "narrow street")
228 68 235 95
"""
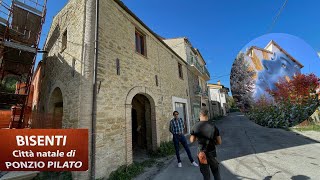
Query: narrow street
153 112 320 180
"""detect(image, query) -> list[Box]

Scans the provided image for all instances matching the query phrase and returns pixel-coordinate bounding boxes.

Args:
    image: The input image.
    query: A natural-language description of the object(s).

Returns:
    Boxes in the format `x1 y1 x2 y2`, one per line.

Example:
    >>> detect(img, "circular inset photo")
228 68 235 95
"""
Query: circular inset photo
230 33 320 128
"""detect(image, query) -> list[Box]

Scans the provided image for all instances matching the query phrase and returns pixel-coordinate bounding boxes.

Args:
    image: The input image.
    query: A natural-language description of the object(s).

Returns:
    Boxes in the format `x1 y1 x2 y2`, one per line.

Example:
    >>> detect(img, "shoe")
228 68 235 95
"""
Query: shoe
191 161 199 167
178 162 182 168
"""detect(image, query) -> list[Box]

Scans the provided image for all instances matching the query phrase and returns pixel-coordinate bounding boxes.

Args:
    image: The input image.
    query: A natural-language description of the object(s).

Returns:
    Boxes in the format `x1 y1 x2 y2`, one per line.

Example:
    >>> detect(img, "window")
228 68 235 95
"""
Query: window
135 29 146 56
61 30 67 52
178 63 183 79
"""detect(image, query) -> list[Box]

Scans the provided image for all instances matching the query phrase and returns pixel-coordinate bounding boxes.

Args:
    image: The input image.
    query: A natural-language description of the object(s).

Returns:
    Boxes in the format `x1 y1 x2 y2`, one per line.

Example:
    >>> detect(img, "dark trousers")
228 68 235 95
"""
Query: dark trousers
198 151 221 180
172 134 194 163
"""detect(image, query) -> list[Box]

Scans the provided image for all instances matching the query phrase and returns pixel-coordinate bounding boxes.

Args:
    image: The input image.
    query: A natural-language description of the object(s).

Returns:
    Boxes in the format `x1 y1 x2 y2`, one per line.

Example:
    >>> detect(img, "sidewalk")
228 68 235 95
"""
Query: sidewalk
133 135 204 180
152 145 204 180
290 129 320 142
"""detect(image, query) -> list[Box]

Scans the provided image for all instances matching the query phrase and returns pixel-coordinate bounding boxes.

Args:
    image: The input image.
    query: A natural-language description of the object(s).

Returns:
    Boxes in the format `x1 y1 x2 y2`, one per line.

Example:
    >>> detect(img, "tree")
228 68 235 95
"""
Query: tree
266 73 320 104
0 76 19 93
230 52 255 111
227 95 236 108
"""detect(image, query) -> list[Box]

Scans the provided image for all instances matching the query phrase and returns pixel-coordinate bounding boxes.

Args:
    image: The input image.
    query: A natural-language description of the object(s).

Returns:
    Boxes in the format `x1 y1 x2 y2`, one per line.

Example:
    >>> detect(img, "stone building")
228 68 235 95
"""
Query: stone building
245 40 304 79
208 81 230 117
163 37 210 126
35 0 194 178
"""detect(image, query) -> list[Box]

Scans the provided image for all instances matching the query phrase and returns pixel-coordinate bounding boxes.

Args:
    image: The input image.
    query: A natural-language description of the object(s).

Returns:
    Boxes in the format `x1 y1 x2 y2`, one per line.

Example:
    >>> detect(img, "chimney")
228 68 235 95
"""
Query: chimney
217 80 221 85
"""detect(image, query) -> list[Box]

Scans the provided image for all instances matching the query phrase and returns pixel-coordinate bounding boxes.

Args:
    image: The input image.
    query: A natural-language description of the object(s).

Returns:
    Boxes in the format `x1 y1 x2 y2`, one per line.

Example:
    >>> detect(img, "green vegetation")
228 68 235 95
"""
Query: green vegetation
148 141 176 158
292 124 320 132
107 141 176 180
247 98 319 129
33 172 72 180
108 159 156 180
0 76 19 93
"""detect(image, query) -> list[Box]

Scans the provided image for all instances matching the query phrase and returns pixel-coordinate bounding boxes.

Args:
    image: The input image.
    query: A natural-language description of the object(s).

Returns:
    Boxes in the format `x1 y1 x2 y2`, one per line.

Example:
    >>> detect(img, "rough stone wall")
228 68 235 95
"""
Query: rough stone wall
188 70 201 126
163 38 187 62
38 0 86 129
95 0 190 178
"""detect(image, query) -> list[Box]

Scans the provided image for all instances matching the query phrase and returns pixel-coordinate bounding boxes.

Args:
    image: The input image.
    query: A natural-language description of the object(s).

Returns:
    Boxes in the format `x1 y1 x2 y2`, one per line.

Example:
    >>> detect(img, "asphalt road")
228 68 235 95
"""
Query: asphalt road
152 112 320 180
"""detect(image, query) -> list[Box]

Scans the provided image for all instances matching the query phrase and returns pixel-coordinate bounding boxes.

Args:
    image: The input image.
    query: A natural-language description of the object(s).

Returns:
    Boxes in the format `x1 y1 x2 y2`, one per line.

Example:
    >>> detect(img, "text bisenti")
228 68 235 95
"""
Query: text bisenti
4 135 84 169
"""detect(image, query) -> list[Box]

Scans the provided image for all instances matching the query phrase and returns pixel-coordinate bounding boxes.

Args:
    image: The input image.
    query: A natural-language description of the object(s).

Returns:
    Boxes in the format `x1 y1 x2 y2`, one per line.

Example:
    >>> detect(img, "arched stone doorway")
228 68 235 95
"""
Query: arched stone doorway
48 87 63 129
125 87 158 164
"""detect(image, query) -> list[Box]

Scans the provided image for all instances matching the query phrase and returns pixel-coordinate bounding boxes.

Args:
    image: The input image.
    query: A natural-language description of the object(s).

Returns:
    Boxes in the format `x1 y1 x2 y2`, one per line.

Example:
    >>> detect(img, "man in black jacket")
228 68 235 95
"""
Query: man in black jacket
190 108 222 180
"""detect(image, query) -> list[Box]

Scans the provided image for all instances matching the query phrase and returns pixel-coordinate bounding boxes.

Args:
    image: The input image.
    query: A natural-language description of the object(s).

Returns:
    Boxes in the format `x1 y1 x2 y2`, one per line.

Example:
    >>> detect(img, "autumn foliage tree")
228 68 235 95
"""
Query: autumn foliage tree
247 73 320 128
266 73 320 104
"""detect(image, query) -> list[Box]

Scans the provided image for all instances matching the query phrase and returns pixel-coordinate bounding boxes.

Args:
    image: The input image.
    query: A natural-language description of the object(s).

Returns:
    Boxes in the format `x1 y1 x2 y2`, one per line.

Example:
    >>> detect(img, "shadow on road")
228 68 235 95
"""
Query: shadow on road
291 175 311 180
215 112 319 162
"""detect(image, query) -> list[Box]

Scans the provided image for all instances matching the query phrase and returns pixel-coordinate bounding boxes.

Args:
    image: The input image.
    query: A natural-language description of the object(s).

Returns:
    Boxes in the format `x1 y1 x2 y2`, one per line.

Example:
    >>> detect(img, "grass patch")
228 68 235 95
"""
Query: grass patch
108 159 156 180
148 141 176 158
292 124 320 132
107 141 176 179
33 172 72 180
106 141 179 179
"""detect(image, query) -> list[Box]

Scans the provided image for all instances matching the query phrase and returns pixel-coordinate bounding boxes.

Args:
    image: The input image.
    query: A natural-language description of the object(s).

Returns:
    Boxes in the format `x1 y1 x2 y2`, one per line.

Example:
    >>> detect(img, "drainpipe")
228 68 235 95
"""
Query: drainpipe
82 0 98 179
91 0 99 179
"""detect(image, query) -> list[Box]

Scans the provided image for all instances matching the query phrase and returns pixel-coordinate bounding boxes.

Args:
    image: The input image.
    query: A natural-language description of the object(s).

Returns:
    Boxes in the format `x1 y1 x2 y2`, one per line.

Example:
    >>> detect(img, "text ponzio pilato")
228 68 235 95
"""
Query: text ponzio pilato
5 161 83 169
16 135 67 146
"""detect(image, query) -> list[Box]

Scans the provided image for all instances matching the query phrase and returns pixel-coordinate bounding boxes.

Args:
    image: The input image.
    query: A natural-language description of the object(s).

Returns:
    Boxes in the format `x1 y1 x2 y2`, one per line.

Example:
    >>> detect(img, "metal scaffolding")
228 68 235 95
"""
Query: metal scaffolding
0 0 47 128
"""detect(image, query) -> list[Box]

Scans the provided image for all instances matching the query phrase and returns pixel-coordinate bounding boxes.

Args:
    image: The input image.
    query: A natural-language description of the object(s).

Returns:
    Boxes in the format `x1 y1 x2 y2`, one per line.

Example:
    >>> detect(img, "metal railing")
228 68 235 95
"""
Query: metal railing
202 90 209 97
188 56 203 74
194 85 202 95
203 66 210 78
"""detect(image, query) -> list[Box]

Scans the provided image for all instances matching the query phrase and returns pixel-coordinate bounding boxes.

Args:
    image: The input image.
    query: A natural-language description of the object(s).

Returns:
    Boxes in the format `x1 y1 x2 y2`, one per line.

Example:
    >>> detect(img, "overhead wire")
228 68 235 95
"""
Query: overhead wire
267 0 288 33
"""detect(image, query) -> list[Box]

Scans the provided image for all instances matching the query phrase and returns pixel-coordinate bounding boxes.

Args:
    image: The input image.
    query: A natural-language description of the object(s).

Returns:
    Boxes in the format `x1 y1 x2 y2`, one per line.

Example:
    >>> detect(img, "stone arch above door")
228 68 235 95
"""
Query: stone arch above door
124 86 159 164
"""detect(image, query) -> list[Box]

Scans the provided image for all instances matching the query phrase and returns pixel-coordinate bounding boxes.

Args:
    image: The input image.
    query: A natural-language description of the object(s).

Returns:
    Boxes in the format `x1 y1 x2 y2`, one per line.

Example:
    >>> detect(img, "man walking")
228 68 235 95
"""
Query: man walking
169 111 198 168
190 108 222 180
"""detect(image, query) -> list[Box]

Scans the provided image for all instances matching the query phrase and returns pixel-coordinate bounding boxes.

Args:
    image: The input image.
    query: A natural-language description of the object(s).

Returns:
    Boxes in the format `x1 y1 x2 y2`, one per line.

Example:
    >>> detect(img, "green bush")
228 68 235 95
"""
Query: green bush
247 97 320 129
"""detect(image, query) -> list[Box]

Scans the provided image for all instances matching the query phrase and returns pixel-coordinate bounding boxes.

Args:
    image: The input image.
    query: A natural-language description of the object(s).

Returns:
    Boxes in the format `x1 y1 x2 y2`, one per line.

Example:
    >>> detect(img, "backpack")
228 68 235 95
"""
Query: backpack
197 139 209 164
196 122 212 164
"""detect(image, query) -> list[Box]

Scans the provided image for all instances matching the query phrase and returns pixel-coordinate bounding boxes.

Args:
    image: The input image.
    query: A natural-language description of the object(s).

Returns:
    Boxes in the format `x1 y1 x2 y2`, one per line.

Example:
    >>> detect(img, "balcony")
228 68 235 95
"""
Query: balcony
202 90 209 99
202 66 210 81
194 85 202 97
188 56 203 76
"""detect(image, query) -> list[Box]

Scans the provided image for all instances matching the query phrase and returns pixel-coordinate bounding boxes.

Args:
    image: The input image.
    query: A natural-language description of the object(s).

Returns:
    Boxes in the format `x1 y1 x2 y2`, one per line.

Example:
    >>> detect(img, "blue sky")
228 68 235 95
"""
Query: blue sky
36 0 68 63
38 0 320 91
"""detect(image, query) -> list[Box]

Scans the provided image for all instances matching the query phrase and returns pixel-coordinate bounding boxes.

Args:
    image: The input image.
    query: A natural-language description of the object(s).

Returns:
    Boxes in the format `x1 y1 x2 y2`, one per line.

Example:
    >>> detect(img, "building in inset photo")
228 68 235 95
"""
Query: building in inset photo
244 40 304 101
